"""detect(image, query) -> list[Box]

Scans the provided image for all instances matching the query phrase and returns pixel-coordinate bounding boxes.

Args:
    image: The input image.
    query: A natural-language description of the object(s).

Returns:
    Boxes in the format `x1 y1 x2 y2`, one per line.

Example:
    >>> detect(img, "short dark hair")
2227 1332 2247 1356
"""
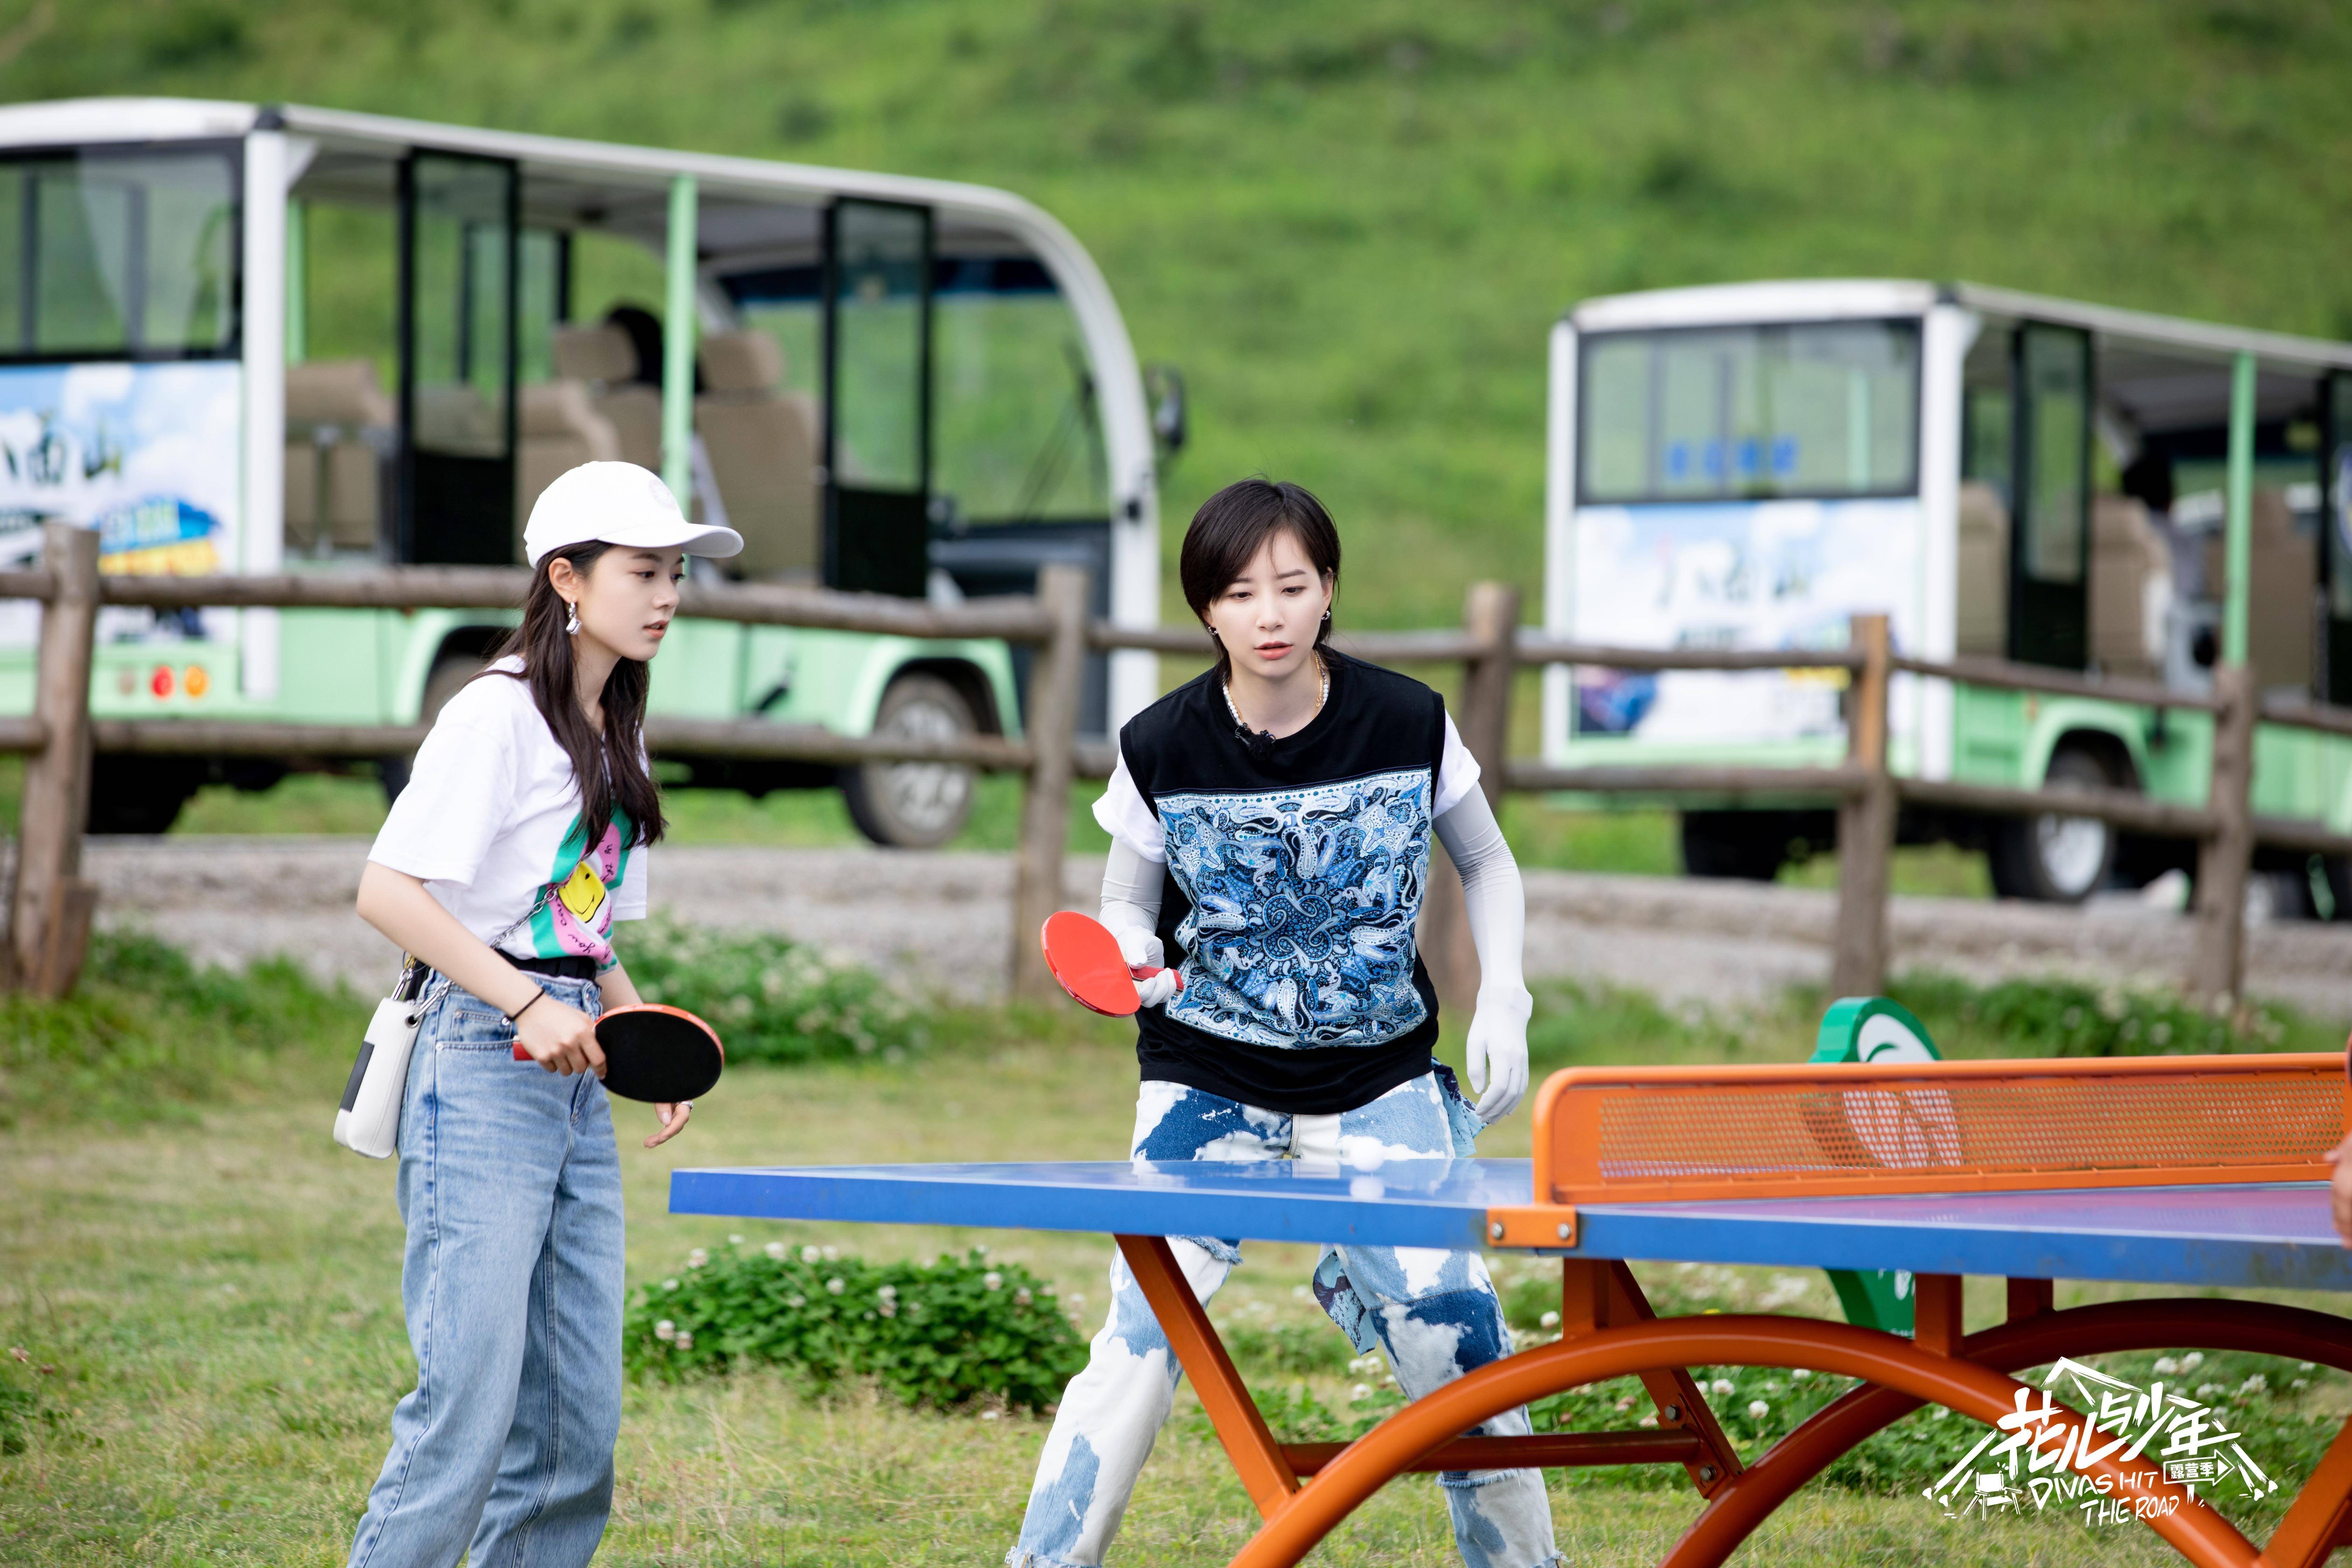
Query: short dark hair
1179 479 1342 681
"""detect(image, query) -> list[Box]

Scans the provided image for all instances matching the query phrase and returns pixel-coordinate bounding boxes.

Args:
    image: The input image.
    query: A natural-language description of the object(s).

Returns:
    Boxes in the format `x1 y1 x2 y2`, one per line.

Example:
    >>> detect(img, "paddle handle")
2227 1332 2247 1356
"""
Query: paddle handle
1133 965 1184 994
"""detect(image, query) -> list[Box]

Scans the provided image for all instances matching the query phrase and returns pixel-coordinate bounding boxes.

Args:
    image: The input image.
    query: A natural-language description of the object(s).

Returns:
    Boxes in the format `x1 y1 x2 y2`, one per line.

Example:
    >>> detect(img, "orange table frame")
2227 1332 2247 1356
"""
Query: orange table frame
1121 1235 2352 1568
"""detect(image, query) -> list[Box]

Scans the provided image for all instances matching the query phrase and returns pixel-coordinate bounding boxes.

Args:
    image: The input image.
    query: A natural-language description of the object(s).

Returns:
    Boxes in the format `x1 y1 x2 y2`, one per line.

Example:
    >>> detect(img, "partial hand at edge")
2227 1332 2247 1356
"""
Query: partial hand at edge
1465 987 1533 1122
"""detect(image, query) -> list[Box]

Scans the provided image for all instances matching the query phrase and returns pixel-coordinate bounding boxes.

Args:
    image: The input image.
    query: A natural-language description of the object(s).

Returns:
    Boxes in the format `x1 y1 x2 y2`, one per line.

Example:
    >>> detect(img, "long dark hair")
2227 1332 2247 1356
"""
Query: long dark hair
1178 478 1342 683
486 541 665 855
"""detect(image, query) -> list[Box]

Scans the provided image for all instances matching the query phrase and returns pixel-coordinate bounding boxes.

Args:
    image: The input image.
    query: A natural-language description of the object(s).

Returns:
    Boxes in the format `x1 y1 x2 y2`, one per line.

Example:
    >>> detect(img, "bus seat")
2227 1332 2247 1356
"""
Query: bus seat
695 329 819 580
2203 488 2316 691
1955 479 2009 657
284 359 394 552
553 323 662 471
2089 493 2169 681
515 381 624 558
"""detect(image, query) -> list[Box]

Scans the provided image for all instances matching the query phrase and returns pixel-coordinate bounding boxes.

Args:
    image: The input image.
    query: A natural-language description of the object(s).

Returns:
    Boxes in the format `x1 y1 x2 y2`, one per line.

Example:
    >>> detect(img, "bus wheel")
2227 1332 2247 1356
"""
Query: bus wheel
380 652 490 803
1679 811 1788 881
841 673 978 849
86 755 205 835
1989 746 2118 904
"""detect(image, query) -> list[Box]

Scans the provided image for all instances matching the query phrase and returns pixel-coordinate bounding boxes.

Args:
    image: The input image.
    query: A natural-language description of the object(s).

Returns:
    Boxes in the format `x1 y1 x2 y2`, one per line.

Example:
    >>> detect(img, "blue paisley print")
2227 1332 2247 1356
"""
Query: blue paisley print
1159 766 1431 1050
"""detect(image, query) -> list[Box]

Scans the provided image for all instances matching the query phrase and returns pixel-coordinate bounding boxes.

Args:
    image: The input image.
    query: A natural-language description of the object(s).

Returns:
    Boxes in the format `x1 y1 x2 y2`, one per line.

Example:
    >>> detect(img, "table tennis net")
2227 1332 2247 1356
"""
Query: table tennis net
1535 1055 2348 1203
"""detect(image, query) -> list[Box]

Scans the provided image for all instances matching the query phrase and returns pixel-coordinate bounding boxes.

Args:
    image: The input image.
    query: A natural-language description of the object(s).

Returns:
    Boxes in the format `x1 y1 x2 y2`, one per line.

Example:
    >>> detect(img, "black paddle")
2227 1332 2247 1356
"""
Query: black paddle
512 1003 724 1102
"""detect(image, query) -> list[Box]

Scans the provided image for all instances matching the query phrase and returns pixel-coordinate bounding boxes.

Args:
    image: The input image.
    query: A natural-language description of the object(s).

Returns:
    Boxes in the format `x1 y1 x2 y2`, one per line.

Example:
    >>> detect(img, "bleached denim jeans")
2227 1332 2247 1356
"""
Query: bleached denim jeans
348 972 623 1568
1009 1070 1558 1568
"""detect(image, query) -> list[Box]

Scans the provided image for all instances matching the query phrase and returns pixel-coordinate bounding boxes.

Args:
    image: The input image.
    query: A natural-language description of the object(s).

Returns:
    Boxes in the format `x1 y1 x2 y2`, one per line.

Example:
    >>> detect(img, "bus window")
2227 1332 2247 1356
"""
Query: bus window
825 198 932 596
2010 323 2091 668
932 258 1106 524
0 149 236 360
1579 320 1919 504
399 152 518 565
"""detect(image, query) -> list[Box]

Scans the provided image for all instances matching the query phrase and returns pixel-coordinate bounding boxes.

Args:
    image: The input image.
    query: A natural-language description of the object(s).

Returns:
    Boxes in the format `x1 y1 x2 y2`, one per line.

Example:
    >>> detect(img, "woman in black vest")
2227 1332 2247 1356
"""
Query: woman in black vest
1006 480 1555 1568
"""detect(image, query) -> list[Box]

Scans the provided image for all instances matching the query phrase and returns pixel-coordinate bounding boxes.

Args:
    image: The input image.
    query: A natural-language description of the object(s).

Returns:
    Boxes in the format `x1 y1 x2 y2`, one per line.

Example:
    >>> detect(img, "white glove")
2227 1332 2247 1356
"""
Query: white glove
1114 925 1180 1010
1465 986 1532 1122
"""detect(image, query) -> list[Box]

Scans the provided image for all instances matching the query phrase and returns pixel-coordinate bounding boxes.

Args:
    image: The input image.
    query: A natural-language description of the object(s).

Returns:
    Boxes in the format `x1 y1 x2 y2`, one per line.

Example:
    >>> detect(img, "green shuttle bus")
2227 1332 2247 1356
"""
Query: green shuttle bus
1543 280 2352 913
0 98 1177 840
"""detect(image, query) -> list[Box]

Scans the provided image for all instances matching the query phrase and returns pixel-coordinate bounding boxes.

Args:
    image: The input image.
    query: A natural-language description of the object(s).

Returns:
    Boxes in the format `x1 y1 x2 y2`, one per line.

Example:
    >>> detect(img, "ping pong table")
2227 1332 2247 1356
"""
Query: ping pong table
673 1052 2352 1568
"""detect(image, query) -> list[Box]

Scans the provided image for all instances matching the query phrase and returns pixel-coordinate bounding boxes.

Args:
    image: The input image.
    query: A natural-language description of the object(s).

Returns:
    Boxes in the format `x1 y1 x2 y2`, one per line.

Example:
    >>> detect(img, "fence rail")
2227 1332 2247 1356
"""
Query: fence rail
0 520 2340 1007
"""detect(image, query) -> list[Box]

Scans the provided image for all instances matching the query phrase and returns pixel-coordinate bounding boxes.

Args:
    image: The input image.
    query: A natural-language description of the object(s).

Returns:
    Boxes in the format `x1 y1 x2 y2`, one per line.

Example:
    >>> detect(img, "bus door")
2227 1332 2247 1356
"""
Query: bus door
398 151 518 565
2325 372 2352 702
823 198 932 597
2008 322 2092 669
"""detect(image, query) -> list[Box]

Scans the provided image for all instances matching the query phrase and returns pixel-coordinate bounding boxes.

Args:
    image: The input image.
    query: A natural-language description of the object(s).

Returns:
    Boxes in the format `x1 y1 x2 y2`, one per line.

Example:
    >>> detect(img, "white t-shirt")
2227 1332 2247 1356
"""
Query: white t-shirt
1093 710 1482 864
368 657 649 968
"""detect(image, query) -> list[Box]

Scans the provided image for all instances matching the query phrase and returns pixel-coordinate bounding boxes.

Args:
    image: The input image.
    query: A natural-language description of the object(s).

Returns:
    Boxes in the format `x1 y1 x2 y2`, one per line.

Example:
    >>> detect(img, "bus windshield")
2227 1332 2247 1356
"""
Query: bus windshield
1579 318 1920 504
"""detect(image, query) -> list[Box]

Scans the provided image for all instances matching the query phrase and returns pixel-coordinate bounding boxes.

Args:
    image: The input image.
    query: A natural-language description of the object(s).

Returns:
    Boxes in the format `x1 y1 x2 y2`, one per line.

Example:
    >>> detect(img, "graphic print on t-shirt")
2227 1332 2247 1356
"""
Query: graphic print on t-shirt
1158 767 1432 1050
528 809 634 967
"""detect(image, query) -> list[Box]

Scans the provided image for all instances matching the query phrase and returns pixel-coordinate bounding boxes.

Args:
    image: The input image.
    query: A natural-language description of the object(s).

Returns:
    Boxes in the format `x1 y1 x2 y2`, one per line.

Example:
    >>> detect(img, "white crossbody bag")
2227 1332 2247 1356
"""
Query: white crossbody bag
334 956 429 1159
332 890 554 1159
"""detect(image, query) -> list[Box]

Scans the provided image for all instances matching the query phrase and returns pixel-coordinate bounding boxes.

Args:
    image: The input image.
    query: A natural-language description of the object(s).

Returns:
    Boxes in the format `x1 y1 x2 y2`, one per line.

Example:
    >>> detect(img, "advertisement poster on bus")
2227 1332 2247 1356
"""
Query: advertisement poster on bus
0 360 243 646
1567 498 1922 748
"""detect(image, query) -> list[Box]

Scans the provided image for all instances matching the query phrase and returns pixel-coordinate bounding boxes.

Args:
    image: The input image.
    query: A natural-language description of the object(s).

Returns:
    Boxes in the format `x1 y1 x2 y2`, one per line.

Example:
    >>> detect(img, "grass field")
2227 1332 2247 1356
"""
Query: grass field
4 937 2347 1565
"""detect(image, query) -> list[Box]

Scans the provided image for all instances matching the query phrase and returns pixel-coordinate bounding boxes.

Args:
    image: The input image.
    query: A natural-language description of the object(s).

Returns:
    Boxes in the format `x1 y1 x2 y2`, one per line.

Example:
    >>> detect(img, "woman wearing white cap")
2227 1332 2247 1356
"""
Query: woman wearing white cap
345 462 741 1568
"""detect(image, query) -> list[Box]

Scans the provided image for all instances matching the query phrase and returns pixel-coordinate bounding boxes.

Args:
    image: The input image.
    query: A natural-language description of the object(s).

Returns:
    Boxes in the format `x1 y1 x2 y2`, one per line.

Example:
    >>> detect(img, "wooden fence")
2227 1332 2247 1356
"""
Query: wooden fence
0 520 2342 1009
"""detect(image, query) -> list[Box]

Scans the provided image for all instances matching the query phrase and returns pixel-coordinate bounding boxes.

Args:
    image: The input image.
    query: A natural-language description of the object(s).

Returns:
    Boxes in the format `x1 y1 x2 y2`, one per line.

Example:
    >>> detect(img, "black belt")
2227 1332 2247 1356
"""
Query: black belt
503 952 599 981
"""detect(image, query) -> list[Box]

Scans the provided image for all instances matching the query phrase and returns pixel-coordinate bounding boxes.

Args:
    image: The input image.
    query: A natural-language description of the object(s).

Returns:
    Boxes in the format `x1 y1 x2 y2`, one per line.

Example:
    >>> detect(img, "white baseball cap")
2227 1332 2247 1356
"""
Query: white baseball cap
522 461 743 568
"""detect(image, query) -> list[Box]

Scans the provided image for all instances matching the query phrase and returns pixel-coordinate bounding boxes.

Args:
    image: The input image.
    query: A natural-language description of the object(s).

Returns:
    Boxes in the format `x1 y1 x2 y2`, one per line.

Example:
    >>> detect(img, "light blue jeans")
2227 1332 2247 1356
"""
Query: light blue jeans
348 973 624 1568
1009 1070 1558 1568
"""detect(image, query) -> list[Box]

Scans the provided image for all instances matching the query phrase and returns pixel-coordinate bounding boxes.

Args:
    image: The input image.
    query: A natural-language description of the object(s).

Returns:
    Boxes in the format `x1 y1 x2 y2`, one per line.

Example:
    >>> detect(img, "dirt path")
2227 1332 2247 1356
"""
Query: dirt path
73 836 2352 1020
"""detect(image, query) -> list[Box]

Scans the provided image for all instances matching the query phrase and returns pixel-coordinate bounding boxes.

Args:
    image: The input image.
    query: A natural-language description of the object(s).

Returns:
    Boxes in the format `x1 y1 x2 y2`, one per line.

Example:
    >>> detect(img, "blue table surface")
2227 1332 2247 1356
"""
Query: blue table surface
670 1158 2352 1292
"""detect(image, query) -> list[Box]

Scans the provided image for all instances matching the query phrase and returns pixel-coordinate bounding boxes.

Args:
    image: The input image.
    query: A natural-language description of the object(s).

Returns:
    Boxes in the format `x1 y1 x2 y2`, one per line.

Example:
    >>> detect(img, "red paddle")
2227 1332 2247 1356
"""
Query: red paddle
513 1003 724 1102
1040 910 1182 1017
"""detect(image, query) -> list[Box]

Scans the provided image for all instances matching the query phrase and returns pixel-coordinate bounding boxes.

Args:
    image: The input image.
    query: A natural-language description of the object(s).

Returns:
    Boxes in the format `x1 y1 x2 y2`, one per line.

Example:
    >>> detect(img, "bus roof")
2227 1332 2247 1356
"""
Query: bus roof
1567 278 2352 376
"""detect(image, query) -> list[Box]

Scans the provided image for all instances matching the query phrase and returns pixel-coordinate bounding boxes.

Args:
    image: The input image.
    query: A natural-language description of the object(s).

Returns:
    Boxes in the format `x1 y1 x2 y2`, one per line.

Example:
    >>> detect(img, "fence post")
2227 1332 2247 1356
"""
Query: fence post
2190 662 2255 1010
1829 613 1893 999
7 522 99 997
1418 581 1518 1016
1010 563 1088 1000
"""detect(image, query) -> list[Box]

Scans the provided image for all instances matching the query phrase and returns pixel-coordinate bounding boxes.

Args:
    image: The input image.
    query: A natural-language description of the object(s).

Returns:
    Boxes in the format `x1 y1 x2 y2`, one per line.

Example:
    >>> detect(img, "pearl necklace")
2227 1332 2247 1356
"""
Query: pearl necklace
1223 653 1328 738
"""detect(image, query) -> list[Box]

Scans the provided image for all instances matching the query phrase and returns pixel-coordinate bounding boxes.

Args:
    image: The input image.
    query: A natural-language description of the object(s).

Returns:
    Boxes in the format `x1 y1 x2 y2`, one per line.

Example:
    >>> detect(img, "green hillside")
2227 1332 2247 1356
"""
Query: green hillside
14 0 2351 626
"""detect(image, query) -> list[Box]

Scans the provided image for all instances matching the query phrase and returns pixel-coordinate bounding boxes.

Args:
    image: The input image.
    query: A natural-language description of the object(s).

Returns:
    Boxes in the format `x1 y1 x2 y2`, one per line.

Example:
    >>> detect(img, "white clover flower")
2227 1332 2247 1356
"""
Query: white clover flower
878 1303 897 1318
674 1331 694 1351
1350 1383 1371 1402
1069 1295 1084 1309
1292 1285 1310 1300
2197 1382 2225 1398
981 1410 1000 1421
1539 1310 1560 1329
2301 1361 2317 1371
729 1234 744 1246
823 1246 839 1261
2239 1373 2269 1395
2181 1351 2204 1369
662 1278 679 1292
1015 1287 1033 1306
1637 1413 1658 1429
687 1248 708 1269
826 1277 846 1296
2154 1357 2182 1375
1792 1368 1812 1381
2293 1378 2311 1391
786 1295 805 1309
1748 1400 1770 1420
654 1320 677 1342
802 1246 822 1264
1930 1407 1951 1421
1710 1378 1735 1396
1614 1396 1635 1412
983 1272 1003 1291
765 1241 788 1261
877 1285 898 1302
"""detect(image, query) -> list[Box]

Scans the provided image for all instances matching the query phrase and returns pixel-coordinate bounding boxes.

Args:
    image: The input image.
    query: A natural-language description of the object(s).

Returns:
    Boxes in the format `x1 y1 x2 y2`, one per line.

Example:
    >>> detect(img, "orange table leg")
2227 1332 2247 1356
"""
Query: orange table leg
2259 1414 2352 1568
1661 1298 2352 1568
1582 1260 1744 1496
1225 1315 2261 1568
1912 1272 1963 1356
1112 1234 1300 1520
2006 1276 2054 1322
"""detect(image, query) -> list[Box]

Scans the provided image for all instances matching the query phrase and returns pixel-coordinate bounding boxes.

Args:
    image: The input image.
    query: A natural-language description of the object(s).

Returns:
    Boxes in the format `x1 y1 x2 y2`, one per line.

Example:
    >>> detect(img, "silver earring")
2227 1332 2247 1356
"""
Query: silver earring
1322 610 1331 622
565 601 581 636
